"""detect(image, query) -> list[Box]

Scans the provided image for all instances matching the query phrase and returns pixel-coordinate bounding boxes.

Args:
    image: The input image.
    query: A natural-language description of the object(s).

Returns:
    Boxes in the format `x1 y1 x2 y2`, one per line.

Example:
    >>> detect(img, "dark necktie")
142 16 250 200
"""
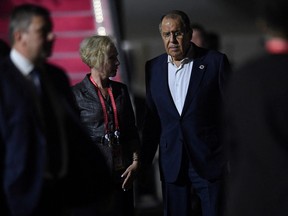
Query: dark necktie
28 68 42 96
28 69 62 179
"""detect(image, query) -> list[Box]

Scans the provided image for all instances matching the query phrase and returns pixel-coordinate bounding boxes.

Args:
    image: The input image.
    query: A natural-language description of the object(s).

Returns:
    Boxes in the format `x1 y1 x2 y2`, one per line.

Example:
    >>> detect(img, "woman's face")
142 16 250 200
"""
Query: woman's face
102 45 120 78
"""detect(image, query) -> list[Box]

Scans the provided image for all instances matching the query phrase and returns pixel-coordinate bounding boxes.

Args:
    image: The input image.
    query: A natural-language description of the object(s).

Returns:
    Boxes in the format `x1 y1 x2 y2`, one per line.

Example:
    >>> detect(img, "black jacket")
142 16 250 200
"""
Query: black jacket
72 74 140 175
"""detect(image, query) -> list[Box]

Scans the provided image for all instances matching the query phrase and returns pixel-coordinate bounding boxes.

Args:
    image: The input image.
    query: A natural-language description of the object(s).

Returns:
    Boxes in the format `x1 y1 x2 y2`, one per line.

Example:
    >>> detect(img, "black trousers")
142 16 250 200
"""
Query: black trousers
162 160 224 216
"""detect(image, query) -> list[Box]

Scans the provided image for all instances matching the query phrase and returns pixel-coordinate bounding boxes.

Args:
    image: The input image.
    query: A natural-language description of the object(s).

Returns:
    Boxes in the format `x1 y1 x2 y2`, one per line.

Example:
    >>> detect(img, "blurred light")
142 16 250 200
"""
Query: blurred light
97 26 106 35
93 0 104 23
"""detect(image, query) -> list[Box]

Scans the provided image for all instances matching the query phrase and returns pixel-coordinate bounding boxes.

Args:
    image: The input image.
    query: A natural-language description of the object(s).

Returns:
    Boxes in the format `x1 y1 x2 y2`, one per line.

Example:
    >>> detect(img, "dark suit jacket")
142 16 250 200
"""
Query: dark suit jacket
0 58 109 216
224 53 288 216
0 57 45 216
141 43 230 183
38 63 110 208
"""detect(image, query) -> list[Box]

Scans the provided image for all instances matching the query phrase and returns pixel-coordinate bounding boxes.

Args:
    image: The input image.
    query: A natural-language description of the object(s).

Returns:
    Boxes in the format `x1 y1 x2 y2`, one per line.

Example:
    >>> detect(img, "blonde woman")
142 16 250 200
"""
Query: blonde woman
72 35 139 216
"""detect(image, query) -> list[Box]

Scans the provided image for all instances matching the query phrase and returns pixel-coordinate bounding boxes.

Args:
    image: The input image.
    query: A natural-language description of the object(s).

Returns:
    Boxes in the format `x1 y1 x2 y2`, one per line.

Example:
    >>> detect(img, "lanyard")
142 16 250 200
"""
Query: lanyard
89 75 119 133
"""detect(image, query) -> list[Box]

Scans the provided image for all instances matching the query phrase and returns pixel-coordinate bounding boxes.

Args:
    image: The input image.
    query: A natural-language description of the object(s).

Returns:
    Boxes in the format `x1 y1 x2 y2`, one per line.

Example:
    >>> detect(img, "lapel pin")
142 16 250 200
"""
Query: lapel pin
199 65 205 69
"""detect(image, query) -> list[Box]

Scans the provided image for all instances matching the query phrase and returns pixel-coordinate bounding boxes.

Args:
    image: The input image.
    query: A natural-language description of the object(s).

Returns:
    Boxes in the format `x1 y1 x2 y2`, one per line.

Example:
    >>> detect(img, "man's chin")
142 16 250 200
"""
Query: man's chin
170 54 184 61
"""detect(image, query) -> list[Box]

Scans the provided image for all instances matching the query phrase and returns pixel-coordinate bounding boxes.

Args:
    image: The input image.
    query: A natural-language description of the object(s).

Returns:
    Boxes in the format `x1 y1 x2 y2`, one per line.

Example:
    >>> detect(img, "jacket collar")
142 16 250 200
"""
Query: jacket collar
81 74 99 100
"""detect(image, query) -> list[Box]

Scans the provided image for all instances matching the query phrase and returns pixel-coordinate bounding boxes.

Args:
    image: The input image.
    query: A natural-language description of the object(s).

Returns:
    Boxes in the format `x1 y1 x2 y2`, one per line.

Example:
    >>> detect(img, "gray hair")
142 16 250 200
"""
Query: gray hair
159 10 192 34
9 4 52 45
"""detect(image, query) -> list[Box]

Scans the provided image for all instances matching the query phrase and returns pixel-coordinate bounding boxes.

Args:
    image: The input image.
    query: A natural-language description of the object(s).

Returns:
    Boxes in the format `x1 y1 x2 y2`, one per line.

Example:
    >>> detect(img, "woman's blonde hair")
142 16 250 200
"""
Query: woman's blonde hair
79 35 115 69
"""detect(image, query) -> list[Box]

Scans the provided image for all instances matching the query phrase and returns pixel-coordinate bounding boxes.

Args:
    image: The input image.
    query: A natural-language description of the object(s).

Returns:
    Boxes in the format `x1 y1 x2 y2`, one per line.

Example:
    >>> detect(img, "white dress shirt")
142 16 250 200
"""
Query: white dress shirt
10 48 34 76
168 55 193 115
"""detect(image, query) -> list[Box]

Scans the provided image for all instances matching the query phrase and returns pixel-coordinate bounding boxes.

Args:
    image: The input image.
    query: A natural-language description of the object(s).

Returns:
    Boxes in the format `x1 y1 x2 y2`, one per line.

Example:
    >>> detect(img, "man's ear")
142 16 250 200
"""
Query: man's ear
13 30 23 43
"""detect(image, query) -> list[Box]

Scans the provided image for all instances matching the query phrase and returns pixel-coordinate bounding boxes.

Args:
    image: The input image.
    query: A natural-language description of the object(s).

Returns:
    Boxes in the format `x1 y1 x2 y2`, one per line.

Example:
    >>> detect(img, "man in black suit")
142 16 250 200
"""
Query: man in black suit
224 1 288 215
0 4 108 216
141 10 230 216
0 46 44 216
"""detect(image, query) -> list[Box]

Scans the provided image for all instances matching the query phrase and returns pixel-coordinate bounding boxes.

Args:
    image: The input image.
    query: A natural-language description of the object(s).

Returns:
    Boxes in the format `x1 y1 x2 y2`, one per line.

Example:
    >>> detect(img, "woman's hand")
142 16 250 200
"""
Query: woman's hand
121 160 139 191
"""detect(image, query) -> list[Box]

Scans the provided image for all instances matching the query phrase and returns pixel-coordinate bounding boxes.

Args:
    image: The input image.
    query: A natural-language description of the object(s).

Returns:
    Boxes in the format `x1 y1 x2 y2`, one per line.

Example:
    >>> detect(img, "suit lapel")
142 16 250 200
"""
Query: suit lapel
39 69 68 179
182 57 206 115
160 56 180 115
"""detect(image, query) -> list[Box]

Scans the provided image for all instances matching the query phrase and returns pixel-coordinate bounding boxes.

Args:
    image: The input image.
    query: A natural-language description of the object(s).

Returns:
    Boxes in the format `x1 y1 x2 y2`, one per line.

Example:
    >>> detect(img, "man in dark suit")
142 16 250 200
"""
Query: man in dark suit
0 4 108 216
141 10 230 216
224 1 288 215
0 53 45 216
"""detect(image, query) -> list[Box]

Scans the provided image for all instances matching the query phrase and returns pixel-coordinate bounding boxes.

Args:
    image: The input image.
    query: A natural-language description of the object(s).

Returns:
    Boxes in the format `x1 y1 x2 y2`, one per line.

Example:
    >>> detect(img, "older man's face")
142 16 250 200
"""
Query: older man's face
160 16 190 61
